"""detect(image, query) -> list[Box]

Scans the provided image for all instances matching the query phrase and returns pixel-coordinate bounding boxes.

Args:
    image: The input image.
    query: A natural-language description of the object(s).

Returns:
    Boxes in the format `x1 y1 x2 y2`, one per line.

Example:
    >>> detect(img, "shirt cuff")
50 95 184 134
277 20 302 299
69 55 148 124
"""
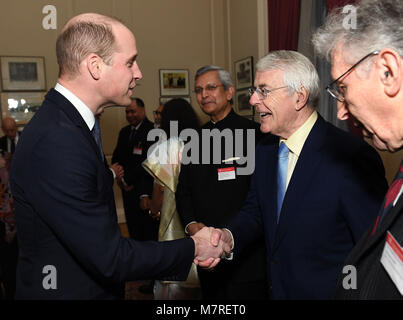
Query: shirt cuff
222 228 234 260
184 221 197 235
109 168 116 179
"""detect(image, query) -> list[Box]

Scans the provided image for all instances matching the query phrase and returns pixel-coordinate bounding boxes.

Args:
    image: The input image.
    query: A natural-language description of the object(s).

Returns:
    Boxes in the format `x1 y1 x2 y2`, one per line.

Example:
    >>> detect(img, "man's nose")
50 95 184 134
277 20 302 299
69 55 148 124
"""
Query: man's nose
249 91 259 107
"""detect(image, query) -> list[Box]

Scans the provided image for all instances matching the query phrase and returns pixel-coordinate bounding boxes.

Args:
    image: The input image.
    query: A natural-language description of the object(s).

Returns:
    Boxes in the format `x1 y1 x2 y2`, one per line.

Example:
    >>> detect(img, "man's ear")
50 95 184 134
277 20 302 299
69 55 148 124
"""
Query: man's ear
295 86 309 111
377 48 402 97
86 54 102 80
226 86 235 102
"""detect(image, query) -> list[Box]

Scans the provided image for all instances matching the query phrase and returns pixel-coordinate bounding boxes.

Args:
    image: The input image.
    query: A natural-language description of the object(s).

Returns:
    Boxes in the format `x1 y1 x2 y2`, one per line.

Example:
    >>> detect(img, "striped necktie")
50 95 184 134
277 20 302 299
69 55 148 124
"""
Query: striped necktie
371 161 403 235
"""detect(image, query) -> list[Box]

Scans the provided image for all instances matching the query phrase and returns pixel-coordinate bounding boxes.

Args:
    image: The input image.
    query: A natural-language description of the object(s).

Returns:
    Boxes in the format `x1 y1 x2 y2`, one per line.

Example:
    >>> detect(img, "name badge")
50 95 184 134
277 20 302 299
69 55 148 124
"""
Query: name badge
218 167 236 181
380 231 403 295
133 147 143 155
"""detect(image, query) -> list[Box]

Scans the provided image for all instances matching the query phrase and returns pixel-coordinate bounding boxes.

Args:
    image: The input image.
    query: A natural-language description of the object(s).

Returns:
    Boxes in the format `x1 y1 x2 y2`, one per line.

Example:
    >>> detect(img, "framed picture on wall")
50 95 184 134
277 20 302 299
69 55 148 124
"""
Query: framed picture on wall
159 96 191 105
159 69 189 96
0 56 46 91
0 91 46 125
234 88 253 117
234 56 253 89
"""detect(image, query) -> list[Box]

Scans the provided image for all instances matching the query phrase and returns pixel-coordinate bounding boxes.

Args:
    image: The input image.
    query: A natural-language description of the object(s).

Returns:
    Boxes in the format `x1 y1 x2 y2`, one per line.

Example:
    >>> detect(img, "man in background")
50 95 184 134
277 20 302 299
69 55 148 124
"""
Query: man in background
0 117 19 155
0 118 18 299
112 98 157 242
153 102 164 128
313 0 403 299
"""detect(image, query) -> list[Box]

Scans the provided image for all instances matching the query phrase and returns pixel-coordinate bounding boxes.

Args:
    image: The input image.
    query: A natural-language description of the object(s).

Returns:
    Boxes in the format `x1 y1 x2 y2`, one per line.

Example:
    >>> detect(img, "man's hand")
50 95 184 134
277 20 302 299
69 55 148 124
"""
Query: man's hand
187 222 206 236
110 163 124 180
191 227 232 270
140 196 151 210
210 228 234 253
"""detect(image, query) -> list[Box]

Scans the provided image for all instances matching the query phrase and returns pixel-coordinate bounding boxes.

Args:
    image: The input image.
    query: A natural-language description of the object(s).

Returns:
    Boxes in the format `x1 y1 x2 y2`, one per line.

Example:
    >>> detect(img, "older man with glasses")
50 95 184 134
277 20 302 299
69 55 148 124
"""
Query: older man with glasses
313 0 403 299
209 50 388 299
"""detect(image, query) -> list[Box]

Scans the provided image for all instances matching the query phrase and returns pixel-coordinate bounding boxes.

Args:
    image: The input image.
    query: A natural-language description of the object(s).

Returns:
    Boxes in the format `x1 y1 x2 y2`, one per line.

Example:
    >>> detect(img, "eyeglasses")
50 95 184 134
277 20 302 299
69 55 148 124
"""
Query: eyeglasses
194 84 223 95
153 110 162 115
248 86 288 100
326 51 379 102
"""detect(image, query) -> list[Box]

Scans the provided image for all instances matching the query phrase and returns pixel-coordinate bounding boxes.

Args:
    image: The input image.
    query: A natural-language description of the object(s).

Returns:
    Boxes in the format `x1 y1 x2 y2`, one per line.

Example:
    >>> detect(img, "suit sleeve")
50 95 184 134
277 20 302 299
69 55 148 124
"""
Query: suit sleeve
176 162 198 227
28 128 194 283
225 160 265 257
339 141 388 242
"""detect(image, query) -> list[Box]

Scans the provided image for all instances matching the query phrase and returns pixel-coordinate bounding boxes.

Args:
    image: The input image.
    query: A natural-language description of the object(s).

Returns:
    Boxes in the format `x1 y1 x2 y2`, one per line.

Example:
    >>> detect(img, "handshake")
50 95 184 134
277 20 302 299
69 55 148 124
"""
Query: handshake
190 227 234 270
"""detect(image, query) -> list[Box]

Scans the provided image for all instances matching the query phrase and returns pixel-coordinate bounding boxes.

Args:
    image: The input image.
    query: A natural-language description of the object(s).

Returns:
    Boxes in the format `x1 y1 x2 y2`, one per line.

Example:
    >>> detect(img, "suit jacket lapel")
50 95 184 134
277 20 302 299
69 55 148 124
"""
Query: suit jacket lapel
260 138 279 249
349 194 403 265
45 89 101 162
272 115 327 252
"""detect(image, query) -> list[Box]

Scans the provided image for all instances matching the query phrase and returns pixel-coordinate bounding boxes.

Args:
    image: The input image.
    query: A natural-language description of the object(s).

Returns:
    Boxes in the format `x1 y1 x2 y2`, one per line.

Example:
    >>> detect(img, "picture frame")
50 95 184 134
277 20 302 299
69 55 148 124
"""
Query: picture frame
0 56 46 91
159 69 189 96
234 56 253 89
159 96 191 105
234 88 253 117
1 91 46 125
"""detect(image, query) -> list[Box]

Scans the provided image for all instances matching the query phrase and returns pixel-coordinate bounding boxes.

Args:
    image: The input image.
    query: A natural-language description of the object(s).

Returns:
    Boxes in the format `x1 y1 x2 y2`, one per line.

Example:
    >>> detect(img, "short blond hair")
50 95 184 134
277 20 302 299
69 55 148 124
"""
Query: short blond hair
56 18 118 77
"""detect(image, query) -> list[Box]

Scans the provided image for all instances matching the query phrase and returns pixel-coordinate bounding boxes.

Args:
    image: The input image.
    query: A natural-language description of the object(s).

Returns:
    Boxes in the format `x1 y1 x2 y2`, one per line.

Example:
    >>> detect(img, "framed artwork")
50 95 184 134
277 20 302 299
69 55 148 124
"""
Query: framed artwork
234 88 253 117
159 96 191 105
1 91 46 125
234 56 253 89
0 56 46 91
159 69 189 96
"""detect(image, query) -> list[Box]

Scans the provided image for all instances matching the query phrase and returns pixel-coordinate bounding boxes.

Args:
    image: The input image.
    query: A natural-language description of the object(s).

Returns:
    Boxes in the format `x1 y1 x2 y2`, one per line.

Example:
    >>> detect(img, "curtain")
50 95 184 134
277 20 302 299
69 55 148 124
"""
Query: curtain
268 0 301 51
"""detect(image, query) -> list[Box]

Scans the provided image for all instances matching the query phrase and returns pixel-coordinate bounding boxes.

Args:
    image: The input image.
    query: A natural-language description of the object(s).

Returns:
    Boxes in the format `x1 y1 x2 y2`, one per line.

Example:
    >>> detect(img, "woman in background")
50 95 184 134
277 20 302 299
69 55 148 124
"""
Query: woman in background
142 98 201 300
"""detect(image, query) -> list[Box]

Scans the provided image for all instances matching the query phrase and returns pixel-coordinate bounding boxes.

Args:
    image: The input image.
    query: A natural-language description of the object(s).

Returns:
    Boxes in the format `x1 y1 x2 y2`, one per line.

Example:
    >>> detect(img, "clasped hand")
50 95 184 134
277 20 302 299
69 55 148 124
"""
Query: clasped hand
191 227 233 270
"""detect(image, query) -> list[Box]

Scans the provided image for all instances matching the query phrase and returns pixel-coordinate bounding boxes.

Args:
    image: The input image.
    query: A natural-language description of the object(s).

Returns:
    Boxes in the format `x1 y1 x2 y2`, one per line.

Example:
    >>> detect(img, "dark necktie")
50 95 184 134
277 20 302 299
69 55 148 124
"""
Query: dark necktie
91 119 104 160
277 142 289 223
128 126 136 147
372 161 403 235
10 138 15 154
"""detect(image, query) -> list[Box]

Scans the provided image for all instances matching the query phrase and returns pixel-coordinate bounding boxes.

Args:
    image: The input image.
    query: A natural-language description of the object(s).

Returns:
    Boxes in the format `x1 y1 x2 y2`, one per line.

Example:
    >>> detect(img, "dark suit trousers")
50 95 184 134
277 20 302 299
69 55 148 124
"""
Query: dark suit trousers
122 189 158 242
198 267 268 300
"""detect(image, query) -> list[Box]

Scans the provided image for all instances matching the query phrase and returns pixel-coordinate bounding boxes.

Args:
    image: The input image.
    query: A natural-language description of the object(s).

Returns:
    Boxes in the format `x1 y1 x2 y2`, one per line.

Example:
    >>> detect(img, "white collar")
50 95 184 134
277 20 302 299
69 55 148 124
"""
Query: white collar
54 83 95 131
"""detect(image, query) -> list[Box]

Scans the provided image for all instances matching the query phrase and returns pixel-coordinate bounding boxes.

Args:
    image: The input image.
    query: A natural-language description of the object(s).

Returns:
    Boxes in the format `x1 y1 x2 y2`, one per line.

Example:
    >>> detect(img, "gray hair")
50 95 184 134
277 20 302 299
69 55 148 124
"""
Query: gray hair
312 0 403 66
256 50 320 107
195 65 234 90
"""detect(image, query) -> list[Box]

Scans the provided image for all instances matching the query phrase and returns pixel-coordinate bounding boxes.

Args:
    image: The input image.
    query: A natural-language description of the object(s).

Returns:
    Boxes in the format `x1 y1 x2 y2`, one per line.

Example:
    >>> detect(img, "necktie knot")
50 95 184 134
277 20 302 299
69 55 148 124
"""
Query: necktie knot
278 141 289 158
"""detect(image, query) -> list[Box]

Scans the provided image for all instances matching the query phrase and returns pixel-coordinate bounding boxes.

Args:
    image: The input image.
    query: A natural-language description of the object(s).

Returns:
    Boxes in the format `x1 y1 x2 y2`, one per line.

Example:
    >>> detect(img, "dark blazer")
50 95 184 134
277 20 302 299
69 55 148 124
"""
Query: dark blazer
112 118 154 192
334 187 403 299
227 114 388 299
10 89 194 299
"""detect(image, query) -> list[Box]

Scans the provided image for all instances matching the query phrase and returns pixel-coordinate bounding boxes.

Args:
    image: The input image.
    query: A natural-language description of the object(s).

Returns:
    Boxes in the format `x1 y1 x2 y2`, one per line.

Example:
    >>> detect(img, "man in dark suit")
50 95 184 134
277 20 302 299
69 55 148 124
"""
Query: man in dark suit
313 0 403 299
9 13 226 300
210 50 388 299
0 117 19 154
176 66 268 300
112 97 157 242
0 117 18 300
